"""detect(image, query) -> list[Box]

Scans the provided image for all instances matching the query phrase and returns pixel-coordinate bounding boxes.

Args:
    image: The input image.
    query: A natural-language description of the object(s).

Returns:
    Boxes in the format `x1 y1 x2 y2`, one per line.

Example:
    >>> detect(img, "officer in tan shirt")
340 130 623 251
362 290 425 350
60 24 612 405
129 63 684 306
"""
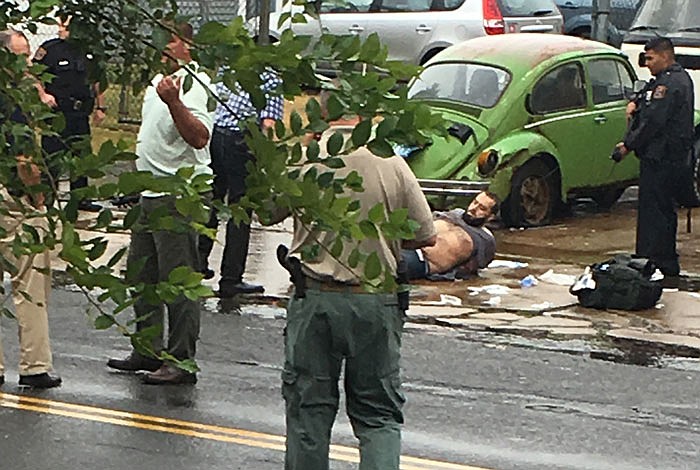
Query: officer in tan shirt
282 143 436 469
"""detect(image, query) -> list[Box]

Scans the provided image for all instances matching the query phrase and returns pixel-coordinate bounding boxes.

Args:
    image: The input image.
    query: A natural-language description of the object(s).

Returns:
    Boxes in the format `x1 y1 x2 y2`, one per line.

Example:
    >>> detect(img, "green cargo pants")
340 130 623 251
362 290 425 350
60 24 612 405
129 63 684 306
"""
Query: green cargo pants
283 287 405 470
127 195 201 361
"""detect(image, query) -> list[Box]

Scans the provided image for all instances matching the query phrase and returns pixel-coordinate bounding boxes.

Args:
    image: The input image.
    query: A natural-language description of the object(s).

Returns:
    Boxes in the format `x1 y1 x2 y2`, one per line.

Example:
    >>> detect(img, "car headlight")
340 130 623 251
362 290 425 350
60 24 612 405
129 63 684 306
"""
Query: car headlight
477 149 499 176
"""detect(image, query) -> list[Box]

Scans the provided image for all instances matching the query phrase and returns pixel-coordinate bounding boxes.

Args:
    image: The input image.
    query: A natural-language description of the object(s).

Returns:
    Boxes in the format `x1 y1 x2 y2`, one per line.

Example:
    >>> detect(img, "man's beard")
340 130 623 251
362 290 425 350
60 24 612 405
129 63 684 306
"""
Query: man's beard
462 212 487 227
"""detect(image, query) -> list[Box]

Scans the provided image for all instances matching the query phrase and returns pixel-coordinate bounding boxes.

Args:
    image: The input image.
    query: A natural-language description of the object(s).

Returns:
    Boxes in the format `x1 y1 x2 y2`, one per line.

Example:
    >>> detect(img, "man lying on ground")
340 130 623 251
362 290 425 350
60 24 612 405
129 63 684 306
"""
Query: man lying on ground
402 190 499 280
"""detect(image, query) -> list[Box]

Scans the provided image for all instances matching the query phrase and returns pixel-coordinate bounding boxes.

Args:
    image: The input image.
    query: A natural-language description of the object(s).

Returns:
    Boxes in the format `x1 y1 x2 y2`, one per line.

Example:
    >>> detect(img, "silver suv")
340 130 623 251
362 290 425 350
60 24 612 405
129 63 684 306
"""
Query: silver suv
259 0 563 65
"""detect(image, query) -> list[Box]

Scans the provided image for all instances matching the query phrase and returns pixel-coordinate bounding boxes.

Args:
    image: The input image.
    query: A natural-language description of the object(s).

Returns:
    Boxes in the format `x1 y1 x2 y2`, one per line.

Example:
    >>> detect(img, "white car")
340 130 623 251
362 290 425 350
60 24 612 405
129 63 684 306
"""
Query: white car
620 0 700 109
253 0 563 66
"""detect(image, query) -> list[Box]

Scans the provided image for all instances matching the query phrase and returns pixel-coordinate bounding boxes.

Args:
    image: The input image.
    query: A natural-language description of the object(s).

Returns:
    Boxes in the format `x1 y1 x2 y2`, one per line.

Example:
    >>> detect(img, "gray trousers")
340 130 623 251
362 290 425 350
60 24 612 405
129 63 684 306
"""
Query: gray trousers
127 196 201 361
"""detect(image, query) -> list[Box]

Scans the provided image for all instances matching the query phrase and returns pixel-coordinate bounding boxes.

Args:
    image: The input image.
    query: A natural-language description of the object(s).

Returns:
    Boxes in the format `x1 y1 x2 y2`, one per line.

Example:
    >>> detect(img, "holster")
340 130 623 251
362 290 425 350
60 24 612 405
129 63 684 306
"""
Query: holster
276 244 306 299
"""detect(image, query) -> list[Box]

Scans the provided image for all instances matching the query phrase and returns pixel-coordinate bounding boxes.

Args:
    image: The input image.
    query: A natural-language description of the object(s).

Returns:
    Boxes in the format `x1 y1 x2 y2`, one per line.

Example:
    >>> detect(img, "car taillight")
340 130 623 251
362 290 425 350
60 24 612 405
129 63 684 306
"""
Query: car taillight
483 0 505 35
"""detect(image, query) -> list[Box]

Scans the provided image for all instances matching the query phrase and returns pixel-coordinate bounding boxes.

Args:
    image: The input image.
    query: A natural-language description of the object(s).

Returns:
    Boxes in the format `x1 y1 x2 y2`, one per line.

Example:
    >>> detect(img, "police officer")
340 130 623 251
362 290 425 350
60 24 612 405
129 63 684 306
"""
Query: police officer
35 15 105 211
273 103 437 468
616 37 695 278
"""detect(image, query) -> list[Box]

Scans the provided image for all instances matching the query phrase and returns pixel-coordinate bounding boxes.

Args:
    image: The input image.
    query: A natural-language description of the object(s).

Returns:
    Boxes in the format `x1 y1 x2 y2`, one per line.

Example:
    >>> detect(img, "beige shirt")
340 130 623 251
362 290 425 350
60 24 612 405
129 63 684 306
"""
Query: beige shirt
291 147 436 283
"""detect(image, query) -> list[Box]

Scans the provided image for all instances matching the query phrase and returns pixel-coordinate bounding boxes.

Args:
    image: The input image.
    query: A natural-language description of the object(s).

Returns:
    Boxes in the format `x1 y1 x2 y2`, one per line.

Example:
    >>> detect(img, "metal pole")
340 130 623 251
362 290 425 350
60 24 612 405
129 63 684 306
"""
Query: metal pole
591 0 611 43
258 0 271 45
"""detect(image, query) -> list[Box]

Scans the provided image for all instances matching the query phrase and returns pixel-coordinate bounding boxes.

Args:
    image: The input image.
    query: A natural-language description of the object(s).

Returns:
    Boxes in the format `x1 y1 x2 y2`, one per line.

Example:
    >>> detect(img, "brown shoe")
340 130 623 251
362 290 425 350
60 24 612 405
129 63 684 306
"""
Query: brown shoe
107 352 162 372
142 364 197 385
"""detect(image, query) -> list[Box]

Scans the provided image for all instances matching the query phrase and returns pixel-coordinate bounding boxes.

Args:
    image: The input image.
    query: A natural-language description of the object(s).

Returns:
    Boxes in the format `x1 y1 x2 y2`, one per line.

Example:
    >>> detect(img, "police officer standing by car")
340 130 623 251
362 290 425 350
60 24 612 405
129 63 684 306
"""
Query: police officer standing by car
34 15 105 211
615 37 695 279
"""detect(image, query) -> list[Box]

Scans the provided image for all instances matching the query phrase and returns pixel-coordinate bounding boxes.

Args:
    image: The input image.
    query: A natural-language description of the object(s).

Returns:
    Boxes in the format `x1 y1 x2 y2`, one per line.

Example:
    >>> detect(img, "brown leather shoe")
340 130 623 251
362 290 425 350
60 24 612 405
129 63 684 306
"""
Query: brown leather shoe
142 364 197 385
107 352 162 372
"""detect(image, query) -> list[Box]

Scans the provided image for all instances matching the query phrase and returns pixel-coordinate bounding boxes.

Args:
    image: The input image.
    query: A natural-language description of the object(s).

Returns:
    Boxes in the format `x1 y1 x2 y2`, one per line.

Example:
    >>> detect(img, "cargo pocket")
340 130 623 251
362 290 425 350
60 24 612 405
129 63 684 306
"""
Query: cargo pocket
281 368 299 403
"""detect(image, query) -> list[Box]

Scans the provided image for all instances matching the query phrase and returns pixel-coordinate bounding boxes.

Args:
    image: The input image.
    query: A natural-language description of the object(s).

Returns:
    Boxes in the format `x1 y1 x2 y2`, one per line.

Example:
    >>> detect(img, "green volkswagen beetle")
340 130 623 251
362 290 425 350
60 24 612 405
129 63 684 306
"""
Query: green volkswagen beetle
403 33 700 227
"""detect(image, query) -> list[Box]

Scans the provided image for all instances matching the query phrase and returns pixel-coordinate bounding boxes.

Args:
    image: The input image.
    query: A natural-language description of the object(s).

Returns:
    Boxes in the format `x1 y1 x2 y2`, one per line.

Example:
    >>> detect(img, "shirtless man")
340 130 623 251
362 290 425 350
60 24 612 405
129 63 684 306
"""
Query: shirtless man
402 191 499 280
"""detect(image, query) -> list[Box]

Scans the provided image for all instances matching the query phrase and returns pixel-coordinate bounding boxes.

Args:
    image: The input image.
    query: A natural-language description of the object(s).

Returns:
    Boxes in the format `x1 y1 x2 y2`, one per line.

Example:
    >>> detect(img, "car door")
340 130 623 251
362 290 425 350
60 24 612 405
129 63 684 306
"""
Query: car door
359 0 435 64
583 57 639 185
525 61 604 189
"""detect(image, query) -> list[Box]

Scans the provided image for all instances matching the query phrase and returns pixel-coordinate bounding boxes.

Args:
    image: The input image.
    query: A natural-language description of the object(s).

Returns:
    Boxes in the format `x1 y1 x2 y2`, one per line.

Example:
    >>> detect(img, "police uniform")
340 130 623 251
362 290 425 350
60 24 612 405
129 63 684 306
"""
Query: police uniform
623 62 695 276
35 37 96 192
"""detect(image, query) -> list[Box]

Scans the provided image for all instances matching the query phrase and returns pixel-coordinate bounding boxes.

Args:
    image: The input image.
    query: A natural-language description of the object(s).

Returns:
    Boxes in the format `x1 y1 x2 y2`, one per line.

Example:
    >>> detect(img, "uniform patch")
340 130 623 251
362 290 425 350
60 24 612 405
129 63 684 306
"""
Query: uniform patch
652 85 667 99
33 47 46 61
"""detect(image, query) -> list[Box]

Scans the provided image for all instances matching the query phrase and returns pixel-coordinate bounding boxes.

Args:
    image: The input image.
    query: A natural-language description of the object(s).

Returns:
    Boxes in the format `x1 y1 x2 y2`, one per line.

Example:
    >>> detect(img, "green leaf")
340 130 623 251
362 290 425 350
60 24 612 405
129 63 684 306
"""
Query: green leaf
290 142 303 164
368 203 385 224
94 315 114 330
376 116 397 138
326 94 345 121
275 120 286 140
182 74 193 94
290 111 303 135
326 132 345 156
123 205 141 230
323 157 345 169
364 252 382 280
317 172 334 188
367 139 394 157
330 238 343 258
307 140 320 162
351 119 372 147
305 97 321 122
359 220 379 239
348 248 361 268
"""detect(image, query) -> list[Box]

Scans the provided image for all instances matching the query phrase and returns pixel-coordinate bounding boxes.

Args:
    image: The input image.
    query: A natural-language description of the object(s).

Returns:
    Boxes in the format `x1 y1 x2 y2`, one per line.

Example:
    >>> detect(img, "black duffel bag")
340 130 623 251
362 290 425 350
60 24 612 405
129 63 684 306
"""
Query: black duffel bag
569 254 663 311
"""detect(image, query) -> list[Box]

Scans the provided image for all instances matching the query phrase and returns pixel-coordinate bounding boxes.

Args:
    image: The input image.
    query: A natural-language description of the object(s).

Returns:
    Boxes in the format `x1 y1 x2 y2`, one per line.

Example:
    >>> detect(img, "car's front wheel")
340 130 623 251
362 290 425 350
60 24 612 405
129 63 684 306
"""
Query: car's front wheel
503 159 557 227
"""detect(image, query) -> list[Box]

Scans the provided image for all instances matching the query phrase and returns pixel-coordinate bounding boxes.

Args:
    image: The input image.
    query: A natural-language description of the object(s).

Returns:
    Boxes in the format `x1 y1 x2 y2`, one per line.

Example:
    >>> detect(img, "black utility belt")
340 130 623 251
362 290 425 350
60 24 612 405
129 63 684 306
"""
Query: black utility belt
57 97 95 114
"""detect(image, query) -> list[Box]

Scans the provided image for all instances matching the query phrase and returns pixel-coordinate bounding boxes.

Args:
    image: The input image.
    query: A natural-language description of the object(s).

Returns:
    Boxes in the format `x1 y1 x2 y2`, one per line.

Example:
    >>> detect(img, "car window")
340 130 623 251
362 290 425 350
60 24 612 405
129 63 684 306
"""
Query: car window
616 61 634 97
380 0 431 12
588 59 628 104
497 0 557 16
530 63 586 114
430 0 466 11
320 0 374 13
408 63 511 108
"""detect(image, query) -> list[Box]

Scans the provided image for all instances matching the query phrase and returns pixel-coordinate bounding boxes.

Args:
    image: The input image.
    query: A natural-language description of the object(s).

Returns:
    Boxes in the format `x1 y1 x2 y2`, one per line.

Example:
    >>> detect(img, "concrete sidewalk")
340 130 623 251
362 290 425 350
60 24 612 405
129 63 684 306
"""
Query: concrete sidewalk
58 208 700 361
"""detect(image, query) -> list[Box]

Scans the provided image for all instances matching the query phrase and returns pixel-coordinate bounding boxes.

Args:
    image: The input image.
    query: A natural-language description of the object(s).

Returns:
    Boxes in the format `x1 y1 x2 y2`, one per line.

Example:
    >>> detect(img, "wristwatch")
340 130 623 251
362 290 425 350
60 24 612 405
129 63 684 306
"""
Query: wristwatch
96 106 108 112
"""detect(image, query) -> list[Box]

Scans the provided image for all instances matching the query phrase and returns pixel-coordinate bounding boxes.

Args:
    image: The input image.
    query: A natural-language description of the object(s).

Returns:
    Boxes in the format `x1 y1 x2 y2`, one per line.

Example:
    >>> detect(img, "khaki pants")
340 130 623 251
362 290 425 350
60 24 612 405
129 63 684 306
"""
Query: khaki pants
0 195 52 377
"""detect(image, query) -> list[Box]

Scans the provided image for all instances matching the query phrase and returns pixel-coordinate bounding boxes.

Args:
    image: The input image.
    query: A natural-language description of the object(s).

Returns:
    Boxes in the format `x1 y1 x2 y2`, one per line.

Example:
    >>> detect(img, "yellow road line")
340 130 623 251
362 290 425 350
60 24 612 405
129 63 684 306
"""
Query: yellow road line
0 393 490 470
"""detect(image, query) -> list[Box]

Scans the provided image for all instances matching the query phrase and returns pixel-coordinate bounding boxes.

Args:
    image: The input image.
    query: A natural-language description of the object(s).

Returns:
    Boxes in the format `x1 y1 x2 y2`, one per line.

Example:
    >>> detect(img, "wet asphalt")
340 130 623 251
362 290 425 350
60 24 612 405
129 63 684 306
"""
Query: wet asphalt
1 282 699 470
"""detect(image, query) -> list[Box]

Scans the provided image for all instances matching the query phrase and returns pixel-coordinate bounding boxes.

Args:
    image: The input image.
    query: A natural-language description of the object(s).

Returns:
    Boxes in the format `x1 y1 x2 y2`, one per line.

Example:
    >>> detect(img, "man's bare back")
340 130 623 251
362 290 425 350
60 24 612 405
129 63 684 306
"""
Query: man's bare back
421 219 474 274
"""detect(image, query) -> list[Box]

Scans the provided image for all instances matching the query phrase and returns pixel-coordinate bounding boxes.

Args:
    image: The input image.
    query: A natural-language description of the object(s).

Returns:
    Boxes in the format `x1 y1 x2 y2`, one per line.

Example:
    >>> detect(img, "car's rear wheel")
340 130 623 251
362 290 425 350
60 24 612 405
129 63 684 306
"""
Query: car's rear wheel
592 187 624 210
503 159 557 227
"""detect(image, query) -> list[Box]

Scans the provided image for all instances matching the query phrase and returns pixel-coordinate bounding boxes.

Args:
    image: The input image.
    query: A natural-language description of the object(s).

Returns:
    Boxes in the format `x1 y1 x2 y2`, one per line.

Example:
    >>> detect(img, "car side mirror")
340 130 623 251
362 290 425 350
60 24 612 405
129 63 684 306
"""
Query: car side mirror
633 80 647 93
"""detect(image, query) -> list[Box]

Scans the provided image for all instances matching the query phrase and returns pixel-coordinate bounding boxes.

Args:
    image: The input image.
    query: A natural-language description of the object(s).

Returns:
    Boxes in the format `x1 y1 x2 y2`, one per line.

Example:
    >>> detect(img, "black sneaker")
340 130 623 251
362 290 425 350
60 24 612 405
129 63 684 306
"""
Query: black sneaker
19 372 62 389
107 353 162 372
217 282 265 297
78 201 102 212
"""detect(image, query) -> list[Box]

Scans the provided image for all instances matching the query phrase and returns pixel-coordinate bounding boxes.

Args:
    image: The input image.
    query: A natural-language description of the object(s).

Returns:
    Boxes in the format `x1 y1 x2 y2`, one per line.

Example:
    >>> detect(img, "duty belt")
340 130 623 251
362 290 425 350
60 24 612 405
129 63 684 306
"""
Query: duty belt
57 97 94 114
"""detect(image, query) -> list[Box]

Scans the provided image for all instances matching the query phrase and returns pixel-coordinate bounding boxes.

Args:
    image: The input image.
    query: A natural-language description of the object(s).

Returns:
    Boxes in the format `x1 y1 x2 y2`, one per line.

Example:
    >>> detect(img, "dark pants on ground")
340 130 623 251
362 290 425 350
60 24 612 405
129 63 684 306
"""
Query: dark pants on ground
41 111 91 192
127 196 201 360
198 127 253 288
401 249 429 280
636 158 680 276
283 286 405 470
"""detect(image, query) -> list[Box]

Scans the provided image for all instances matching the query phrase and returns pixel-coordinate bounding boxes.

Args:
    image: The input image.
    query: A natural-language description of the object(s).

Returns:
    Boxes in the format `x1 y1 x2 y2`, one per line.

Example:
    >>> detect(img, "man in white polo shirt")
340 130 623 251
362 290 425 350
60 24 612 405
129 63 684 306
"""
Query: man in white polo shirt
107 22 214 385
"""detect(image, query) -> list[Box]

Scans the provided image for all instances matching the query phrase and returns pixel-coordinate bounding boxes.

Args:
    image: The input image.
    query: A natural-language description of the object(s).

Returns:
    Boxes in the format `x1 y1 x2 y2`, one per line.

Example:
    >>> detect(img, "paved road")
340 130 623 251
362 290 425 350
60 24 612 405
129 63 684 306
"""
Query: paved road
1 286 699 470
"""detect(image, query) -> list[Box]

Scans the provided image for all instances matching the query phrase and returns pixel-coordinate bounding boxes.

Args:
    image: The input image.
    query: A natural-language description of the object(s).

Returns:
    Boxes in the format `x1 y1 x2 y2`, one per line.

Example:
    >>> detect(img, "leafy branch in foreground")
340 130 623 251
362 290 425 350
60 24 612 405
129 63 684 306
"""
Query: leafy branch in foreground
1 0 448 365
